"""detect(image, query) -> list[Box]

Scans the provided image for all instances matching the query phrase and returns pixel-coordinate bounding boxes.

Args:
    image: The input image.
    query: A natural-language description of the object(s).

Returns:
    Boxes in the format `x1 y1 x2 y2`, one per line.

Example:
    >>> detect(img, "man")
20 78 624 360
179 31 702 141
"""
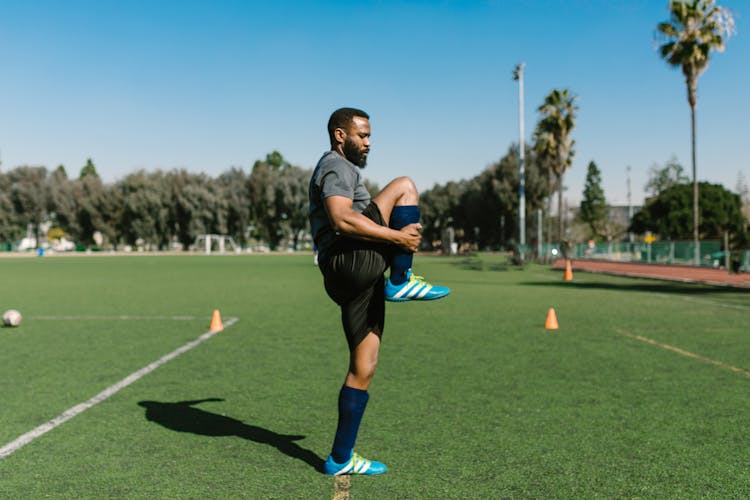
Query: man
309 107 449 476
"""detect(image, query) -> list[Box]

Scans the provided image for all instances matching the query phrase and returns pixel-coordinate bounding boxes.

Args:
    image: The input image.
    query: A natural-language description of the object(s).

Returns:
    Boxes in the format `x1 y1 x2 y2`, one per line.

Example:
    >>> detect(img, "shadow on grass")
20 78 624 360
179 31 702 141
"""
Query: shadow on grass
451 257 511 272
521 279 750 296
137 398 324 472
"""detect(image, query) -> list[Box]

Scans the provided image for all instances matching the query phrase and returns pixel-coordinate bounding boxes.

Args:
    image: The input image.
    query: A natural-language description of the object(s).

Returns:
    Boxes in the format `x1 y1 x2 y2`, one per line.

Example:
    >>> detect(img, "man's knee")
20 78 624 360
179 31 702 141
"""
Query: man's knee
389 176 418 205
393 176 417 195
351 365 376 384
351 351 379 377
347 360 378 389
348 333 380 387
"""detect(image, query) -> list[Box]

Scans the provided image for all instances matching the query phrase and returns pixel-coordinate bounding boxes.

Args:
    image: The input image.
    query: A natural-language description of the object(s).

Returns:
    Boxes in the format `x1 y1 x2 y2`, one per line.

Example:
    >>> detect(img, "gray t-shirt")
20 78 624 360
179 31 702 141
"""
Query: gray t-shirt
308 151 371 258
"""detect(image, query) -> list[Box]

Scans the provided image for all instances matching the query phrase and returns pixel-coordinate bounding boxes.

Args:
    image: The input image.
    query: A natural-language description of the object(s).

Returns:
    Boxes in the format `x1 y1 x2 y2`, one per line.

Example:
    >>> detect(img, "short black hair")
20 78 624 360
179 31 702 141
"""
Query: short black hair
328 107 369 145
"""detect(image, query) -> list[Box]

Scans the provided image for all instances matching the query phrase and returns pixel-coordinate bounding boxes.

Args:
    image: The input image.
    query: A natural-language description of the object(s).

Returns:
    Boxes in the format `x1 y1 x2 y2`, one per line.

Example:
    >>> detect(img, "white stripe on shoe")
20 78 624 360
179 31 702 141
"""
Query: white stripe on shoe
408 283 431 298
393 281 417 299
335 460 354 475
354 456 371 474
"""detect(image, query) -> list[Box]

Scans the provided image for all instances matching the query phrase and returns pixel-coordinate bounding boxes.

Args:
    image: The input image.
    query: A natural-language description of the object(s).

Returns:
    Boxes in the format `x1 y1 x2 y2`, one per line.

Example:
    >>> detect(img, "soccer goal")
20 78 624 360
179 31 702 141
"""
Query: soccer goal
193 234 240 254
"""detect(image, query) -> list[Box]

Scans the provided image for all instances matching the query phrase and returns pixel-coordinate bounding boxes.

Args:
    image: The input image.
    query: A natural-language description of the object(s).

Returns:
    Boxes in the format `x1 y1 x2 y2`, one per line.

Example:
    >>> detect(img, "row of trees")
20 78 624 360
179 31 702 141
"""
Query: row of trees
1 149 747 253
0 142 557 253
0 153 312 250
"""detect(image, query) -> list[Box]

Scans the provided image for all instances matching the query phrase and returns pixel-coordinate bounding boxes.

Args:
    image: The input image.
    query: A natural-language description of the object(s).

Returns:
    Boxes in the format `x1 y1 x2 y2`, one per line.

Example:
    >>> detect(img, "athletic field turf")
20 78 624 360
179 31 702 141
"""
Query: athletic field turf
1 253 749 498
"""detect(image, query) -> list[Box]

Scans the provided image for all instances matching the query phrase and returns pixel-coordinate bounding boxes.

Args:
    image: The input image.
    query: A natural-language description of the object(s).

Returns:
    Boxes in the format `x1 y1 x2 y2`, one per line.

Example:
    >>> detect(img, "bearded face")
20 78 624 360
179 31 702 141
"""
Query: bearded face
343 135 368 168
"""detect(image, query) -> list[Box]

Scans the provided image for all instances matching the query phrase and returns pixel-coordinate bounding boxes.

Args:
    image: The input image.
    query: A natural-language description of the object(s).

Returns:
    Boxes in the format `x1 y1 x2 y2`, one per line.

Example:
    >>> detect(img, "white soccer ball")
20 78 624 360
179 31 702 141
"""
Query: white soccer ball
2 309 22 327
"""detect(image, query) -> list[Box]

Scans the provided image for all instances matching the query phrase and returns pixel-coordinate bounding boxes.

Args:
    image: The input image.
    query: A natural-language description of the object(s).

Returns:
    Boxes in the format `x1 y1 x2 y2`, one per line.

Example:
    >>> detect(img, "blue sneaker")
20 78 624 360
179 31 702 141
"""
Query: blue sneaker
324 452 387 475
385 269 450 302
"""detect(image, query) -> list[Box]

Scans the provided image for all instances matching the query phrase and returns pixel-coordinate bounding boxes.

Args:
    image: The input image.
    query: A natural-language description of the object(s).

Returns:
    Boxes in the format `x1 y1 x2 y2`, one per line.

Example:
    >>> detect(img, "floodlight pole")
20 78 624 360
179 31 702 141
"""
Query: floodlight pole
537 208 542 257
513 63 526 257
627 165 633 244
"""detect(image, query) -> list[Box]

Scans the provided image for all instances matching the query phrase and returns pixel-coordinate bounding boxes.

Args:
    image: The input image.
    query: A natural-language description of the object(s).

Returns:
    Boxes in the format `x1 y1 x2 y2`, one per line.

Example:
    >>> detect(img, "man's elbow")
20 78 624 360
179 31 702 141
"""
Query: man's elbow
329 217 350 234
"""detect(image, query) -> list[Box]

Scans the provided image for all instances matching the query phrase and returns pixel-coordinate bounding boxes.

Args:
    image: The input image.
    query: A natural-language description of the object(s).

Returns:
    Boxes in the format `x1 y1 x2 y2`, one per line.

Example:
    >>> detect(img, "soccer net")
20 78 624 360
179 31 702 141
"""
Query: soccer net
193 234 240 254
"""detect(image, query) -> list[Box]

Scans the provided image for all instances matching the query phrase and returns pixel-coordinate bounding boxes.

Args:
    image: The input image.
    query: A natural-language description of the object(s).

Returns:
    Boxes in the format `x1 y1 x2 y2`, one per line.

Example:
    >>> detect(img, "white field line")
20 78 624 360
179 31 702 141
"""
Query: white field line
0 317 239 460
333 476 351 500
616 328 750 378
29 315 204 321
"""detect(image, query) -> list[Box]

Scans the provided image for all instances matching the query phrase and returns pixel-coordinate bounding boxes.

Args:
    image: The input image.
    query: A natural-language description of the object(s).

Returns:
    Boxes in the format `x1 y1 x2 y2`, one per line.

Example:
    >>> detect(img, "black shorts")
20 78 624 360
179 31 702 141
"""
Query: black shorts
318 202 394 351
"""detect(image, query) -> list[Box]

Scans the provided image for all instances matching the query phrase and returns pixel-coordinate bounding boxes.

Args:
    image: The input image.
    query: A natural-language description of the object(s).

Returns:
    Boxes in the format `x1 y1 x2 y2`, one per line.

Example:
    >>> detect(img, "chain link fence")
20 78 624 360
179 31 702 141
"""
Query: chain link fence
547 240 750 272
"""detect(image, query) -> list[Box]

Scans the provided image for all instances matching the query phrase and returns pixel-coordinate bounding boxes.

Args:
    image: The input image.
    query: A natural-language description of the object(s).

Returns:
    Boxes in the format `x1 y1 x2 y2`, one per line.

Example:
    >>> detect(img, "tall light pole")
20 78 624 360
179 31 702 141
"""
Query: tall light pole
513 63 525 255
627 165 633 244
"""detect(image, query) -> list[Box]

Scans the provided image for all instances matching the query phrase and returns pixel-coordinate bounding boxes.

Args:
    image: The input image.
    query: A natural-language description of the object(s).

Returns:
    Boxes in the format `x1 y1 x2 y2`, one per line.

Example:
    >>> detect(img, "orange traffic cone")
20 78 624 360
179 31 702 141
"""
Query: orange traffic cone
564 259 573 281
210 309 224 332
545 308 559 330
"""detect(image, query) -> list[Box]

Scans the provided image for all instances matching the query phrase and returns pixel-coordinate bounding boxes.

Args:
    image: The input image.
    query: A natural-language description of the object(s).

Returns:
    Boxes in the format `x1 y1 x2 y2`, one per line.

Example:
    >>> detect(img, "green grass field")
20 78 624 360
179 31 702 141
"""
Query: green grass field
1 253 749 498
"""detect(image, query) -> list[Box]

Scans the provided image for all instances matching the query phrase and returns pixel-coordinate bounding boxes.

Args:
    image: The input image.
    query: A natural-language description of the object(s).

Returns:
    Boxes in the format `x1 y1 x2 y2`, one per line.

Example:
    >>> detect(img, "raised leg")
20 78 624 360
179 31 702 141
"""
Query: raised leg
372 176 418 226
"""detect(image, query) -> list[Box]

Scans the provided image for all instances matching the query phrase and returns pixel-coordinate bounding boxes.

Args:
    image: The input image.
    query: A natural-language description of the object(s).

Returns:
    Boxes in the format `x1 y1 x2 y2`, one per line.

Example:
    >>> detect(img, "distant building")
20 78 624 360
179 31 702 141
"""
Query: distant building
607 204 642 227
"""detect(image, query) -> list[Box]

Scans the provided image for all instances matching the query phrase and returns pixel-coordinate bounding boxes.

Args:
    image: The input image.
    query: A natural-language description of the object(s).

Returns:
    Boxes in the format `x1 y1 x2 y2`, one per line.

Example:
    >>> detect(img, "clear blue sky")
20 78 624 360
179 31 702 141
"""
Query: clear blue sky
1 0 747 206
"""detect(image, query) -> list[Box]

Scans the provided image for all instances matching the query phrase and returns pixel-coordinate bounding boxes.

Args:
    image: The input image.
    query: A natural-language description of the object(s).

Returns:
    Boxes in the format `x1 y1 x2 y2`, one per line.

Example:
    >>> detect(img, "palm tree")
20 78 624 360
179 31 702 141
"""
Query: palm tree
534 88 578 245
656 0 734 265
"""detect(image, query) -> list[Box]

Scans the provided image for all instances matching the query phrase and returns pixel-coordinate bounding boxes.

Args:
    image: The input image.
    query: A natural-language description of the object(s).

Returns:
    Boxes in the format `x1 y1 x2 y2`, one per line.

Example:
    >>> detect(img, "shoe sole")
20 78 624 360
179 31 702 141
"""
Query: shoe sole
385 291 450 302
324 469 387 476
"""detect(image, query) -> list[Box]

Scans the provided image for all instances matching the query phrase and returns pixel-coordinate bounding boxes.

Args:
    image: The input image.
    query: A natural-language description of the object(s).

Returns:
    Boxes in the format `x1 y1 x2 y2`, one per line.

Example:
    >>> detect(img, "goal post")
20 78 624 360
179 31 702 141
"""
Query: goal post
193 234 239 254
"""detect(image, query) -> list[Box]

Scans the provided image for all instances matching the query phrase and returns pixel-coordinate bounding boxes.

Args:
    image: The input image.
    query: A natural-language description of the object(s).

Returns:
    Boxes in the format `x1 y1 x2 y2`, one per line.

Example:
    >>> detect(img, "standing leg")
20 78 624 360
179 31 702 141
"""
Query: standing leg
330 333 379 463
325 333 387 475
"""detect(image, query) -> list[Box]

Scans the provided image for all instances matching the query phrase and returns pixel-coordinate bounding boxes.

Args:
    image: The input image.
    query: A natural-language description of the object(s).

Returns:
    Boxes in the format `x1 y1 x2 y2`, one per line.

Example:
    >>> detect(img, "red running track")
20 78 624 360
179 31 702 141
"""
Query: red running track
552 259 750 289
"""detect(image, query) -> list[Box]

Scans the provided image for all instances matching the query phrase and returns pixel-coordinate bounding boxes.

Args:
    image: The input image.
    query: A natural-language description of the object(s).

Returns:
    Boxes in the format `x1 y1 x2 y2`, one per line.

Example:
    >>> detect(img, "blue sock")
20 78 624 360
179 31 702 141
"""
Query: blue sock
331 385 369 464
389 205 420 285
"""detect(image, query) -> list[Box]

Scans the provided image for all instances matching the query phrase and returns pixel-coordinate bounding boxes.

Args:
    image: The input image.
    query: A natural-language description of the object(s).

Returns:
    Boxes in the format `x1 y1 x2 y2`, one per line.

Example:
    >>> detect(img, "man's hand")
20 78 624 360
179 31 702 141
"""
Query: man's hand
397 223 422 253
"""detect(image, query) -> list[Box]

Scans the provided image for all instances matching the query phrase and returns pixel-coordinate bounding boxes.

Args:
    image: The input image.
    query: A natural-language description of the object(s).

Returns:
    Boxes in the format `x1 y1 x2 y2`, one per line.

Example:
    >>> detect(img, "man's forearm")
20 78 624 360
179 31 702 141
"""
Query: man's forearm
332 211 403 245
